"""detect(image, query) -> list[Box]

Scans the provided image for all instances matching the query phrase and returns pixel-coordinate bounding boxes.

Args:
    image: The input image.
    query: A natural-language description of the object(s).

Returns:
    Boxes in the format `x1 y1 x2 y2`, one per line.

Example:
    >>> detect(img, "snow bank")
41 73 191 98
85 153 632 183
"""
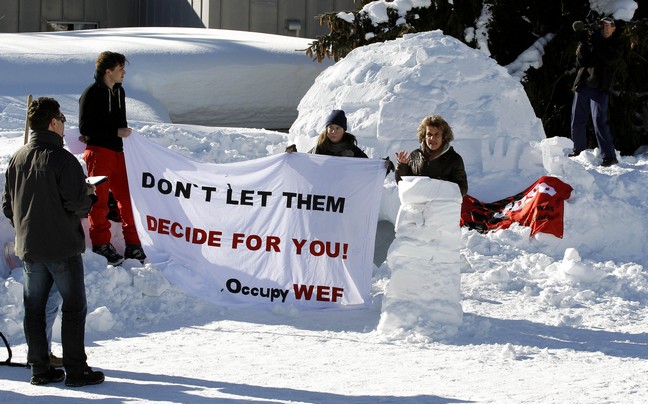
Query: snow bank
0 28 330 129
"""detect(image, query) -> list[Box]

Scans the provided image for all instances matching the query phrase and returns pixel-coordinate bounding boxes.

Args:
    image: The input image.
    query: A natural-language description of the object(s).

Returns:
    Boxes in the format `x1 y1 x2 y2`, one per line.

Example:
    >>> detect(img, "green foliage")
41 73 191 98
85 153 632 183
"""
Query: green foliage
611 19 648 154
306 0 477 62
306 0 648 154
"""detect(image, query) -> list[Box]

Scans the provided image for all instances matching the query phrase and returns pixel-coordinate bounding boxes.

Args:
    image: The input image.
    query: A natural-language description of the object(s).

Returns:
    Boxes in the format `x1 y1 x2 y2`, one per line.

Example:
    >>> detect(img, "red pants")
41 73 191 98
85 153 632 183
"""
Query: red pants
84 146 141 247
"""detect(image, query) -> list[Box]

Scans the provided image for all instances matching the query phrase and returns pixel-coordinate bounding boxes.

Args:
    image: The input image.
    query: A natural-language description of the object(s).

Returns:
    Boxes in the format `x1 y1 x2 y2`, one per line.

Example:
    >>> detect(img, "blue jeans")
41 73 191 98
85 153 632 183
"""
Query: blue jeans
45 284 61 353
570 86 616 159
23 255 88 376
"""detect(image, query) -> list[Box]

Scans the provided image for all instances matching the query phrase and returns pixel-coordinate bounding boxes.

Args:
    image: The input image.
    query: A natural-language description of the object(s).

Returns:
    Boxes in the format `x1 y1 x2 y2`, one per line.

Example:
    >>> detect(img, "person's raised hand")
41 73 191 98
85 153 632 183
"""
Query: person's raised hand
395 150 410 164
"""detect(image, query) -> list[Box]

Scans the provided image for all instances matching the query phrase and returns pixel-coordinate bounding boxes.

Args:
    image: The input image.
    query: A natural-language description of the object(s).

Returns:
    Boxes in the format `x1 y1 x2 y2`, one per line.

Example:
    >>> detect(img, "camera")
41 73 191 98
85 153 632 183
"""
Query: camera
572 20 599 33
572 20 598 44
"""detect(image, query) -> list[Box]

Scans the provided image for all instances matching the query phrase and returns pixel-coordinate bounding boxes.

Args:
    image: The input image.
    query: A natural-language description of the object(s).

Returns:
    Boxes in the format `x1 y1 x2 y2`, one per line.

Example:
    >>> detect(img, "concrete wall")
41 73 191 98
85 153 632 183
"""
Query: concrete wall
0 0 357 37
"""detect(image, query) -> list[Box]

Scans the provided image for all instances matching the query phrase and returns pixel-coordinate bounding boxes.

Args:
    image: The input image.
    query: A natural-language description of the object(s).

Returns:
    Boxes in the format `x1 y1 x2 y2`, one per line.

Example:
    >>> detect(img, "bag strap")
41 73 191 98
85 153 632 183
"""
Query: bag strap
0 331 29 368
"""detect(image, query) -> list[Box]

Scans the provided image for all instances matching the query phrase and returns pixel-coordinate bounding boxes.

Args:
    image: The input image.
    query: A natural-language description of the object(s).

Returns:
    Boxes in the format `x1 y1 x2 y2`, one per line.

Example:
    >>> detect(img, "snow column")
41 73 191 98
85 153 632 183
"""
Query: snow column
378 177 463 340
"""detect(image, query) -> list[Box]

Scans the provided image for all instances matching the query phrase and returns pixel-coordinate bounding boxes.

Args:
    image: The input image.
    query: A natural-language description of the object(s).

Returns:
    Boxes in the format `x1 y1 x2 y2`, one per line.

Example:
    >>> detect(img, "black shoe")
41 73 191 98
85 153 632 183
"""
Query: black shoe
65 367 105 387
568 150 582 157
92 243 124 266
124 244 147 263
30 367 65 385
600 157 618 167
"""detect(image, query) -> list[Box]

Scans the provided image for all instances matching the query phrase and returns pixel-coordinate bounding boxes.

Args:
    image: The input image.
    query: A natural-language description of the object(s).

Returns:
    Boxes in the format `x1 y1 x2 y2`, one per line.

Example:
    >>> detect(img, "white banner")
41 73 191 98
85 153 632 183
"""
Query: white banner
123 132 385 308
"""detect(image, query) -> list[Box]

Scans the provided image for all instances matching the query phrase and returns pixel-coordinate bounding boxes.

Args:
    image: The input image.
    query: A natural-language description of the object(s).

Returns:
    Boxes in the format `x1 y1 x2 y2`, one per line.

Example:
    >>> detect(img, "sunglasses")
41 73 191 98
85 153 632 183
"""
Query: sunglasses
54 114 66 123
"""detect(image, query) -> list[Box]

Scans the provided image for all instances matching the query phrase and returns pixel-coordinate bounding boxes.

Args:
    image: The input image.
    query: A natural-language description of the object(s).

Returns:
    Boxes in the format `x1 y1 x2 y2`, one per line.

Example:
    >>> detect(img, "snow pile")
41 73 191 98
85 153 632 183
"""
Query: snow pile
379 177 463 340
538 136 646 264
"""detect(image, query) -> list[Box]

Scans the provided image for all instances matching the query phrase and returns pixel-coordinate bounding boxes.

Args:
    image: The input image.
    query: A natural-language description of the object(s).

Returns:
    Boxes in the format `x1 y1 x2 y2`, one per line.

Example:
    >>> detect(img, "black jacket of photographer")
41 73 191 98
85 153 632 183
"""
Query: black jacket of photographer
572 27 623 93
2 130 96 262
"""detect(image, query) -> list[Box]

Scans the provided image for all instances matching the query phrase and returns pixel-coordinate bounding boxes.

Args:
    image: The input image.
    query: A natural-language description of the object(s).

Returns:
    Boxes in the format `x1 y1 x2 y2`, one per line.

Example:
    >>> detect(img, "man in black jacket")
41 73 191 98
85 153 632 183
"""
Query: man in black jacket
569 17 623 167
2 97 104 387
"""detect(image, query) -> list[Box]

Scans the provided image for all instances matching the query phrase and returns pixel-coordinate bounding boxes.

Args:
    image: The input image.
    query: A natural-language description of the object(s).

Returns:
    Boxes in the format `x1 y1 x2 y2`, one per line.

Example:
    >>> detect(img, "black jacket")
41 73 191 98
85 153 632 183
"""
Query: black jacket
572 30 623 92
308 133 368 158
2 130 95 262
395 145 468 196
79 73 128 152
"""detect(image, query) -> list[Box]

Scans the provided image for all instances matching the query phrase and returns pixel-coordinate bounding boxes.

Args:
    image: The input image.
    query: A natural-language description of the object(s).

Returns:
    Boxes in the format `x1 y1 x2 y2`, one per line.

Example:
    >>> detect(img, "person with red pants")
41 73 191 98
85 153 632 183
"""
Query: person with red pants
79 51 146 265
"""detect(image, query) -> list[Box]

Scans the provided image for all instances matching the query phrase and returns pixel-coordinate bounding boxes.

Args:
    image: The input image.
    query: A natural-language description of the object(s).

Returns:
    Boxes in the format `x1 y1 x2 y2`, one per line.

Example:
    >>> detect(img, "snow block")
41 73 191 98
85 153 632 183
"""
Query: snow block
395 224 462 245
395 201 462 231
397 176 462 204
379 177 463 340
378 300 462 340
387 238 462 264
385 265 461 302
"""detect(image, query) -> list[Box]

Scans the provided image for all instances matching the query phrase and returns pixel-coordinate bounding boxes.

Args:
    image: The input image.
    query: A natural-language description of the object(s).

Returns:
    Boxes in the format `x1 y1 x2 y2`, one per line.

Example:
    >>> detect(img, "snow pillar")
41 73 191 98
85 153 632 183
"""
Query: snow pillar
378 177 463 340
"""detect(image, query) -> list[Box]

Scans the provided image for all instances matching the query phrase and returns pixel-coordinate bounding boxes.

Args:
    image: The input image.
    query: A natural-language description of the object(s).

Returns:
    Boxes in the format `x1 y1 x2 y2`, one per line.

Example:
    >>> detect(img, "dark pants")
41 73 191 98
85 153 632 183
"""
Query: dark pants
23 255 88 376
570 86 616 159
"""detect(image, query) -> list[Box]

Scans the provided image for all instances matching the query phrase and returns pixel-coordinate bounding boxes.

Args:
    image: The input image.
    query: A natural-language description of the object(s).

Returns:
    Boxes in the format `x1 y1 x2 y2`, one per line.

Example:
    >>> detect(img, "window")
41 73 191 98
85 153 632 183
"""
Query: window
46 21 98 31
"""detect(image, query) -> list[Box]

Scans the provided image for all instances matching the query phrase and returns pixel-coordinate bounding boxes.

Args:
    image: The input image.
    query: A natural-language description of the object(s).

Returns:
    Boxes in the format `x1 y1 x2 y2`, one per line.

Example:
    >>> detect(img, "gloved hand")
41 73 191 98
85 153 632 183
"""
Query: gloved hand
86 184 96 196
384 157 395 175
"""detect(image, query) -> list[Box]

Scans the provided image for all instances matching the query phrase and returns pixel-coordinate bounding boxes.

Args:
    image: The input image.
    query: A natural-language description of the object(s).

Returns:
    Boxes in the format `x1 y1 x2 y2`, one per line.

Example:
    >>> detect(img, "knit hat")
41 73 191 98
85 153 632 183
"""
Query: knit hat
324 110 347 131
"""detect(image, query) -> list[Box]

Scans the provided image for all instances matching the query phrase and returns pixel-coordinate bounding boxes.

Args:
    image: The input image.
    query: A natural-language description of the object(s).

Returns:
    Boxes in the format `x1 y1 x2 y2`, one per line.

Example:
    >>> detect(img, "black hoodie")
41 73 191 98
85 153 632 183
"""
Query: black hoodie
79 72 128 152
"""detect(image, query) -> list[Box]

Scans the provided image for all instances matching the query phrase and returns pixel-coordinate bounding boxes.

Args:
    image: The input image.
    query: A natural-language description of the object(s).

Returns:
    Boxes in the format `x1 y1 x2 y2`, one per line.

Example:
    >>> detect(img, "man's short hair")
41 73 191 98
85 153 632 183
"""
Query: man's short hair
28 97 61 131
96 51 128 76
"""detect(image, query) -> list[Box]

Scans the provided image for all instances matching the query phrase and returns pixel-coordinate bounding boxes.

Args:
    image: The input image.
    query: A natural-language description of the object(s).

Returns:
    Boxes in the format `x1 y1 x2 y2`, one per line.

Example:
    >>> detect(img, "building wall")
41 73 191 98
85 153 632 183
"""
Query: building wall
139 0 205 28
0 0 141 32
203 0 356 38
0 0 357 37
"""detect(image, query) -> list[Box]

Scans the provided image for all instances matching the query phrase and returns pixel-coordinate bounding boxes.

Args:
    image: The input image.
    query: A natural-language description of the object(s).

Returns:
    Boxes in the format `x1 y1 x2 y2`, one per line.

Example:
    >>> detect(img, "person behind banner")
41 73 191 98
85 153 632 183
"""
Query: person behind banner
79 51 146 265
285 109 395 173
286 109 368 157
394 114 468 196
2 97 104 386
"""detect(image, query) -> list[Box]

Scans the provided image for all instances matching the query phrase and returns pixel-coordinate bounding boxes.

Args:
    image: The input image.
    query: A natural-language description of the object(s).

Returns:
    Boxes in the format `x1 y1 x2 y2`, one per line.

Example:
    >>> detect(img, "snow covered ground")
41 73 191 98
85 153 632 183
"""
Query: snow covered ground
1 6 647 403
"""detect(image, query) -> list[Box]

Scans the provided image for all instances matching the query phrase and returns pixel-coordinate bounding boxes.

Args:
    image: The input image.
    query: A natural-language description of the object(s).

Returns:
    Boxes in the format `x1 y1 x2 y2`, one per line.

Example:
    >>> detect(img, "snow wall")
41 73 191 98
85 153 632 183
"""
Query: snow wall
378 177 464 340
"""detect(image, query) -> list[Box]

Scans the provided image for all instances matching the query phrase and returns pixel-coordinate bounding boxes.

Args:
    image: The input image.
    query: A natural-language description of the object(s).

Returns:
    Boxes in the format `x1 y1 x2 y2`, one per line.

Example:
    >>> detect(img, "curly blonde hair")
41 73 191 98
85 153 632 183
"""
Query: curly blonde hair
416 115 454 144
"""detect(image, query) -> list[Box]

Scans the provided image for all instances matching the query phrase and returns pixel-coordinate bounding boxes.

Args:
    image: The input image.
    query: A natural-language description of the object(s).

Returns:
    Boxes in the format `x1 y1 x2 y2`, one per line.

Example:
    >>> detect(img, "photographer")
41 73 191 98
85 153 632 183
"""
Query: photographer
569 17 623 167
